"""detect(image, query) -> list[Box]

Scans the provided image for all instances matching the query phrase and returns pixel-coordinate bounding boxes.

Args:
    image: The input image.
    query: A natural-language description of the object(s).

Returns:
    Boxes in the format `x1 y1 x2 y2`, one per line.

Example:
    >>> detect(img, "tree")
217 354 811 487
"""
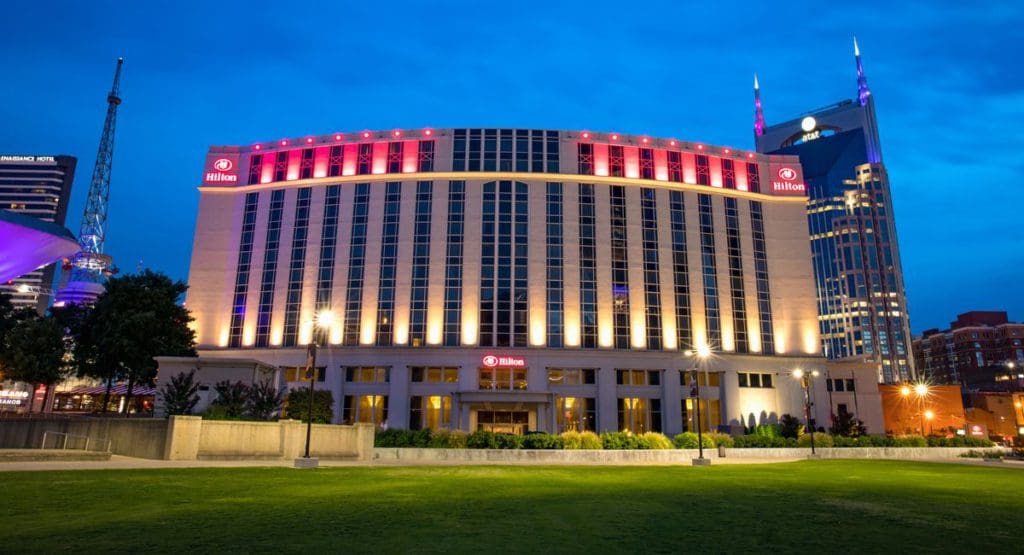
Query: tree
830 411 868 437
283 388 334 423
159 371 201 416
779 414 804 439
246 379 285 421
0 314 69 413
211 380 249 418
74 271 197 414
0 292 35 379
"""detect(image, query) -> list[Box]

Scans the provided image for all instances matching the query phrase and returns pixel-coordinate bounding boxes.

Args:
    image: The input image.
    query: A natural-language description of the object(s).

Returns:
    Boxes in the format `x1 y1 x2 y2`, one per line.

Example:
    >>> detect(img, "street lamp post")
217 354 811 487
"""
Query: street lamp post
794 369 820 457
295 310 335 469
688 345 712 466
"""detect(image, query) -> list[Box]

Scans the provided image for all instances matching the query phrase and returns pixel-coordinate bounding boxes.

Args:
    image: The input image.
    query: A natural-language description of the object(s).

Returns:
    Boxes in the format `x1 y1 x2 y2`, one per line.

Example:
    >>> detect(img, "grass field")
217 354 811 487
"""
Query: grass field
1 460 1021 553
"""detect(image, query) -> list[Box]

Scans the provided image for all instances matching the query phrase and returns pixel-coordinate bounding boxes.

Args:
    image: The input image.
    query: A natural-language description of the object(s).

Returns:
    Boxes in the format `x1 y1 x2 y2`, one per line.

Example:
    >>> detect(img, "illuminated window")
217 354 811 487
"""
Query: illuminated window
248 154 263 184
228 193 259 348
282 366 326 382
557 397 596 432
695 154 710 186
316 185 342 326
344 367 390 383
681 399 720 432
255 189 285 347
299 147 314 179
698 194 721 348
680 372 721 387
610 186 630 349
408 181 432 346
578 143 593 175
724 197 748 353
618 397 661 433
546 182 564 347
750 201 775 354
443 181 465 346
283 188 311 346
737 372 773 388
669 191 693 350
343 395 387 425
478 368 527 390
479 181 529 347
343 184 371 345
640 188 662 350
547 368 596 385
615 369 661 386
578 184 598 348
409 395 451 430
410 367 459 383
376 182 402 345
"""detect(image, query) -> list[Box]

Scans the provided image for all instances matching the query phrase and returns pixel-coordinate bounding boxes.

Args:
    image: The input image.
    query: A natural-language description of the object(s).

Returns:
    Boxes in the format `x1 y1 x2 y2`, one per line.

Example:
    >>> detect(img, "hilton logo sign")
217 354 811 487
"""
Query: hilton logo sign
769 164 806 195
481 355 527 368
203 155 240 184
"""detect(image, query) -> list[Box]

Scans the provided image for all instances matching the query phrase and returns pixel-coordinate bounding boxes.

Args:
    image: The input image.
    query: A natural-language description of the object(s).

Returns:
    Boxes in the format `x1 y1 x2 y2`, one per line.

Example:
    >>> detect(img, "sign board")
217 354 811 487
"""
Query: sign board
202 153 241 184
968 424 988 438
768 163 806 195
0 390 29 407
481 355 526 368
0 155 56 163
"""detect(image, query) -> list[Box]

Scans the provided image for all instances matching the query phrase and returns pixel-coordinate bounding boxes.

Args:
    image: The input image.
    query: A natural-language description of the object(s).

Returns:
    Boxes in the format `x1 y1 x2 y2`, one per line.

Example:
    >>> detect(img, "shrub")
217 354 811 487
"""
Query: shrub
601 432 643 450
638 432 673 450
375 429 411 447
245 379 285 421
429 430 468 449
779 415 804 439
495 433 524 449
733 434 792 448
891 435 928 447
753 423 784 439
959 449 1004 459
830 412 867 437
212 380 249 418
797 432 833 448
706 432 735 448
283 388 334 424
927 436 994 448
561 431 602 449
466 430 499 449
159 371 200 416
201 403 241 421
673 432 714 449
522 433 564 449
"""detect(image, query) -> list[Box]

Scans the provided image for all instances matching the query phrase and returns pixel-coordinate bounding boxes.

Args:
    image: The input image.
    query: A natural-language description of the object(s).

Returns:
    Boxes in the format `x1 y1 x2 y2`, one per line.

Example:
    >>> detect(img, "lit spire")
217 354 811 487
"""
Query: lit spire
754 73 765 137
854 36 871 106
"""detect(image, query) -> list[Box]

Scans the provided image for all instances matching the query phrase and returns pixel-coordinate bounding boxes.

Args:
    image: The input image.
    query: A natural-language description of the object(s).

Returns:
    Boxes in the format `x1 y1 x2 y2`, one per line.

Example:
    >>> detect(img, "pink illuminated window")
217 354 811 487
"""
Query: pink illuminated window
357 144 372 175
667 151 682 183
695 154 710 186
273 151 288 182
747 162 761 193
722 159 735 189
578 143 594 175
328 146 344 177
418 140 435 172
639 148 654 180
248 154 263 185
300 148 314 179
387 141 403 173
609 145 624 177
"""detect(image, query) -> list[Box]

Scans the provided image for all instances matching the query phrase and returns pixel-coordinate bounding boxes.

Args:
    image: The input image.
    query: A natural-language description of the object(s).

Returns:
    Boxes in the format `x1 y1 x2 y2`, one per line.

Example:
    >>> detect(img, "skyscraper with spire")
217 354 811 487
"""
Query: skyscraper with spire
754 39 915 383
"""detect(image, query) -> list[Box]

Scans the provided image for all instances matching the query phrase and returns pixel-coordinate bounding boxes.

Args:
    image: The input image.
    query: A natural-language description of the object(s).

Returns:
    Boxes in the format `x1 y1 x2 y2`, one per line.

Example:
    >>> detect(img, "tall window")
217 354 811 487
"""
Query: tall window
315 185 341 316
483 129 497 171
750 201 775 354
328 145 344 177
682 399 720 432
376 182 402 345
746 162 760 193
443 181 465 346
357 143 372 175
667 151 683 183
342 395 387 425
343 184 371 345
452 130 466 171
669 191 693 351
228 193 259 347
578 184 598 348
640 148 655 180
300 148 314 179
499 129 513 171
248 154 263 184
556 397 596 432
410 396 451 430
409 181 432 346
609 145 624 177
578 143 593 175
546 130 559 173
283 188 311 346
640 188 662 350
273 151 287 182
695 154 710 186
546 182 564 347
724 197 749 353
618 398 662 433
255 189 285 347
387 141 403 174
479 368 528 390
698 194 721 348
418 140 435 172
609 185 630 349
479 181 528 347
721 159 735 189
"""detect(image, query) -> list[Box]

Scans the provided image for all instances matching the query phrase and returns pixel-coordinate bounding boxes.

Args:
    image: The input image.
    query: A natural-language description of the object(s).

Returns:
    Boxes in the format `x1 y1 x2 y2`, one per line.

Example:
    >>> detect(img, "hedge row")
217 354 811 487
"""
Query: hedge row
374 429 996 450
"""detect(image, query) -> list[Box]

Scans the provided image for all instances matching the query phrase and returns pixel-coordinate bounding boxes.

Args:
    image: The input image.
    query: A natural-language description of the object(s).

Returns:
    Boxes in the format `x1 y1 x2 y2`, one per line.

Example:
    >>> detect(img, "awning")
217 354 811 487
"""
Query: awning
60 385 157 396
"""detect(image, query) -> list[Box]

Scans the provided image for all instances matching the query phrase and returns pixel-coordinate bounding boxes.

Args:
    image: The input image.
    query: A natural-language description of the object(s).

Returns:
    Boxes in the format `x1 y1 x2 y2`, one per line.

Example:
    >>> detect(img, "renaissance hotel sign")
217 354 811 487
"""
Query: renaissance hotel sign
768 163 806 195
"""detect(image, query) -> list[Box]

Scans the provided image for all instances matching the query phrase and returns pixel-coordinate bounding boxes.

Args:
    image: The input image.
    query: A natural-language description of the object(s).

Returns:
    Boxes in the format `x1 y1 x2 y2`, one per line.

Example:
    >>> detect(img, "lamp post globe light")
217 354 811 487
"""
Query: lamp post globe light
900 382 930 436
688 345 712 466
793 369 820 457
295 309 335 469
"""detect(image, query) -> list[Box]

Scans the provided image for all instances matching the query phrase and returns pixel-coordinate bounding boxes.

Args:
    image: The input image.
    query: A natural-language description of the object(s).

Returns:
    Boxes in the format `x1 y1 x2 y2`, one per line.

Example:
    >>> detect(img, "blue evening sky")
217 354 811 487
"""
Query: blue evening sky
1 1 1020 333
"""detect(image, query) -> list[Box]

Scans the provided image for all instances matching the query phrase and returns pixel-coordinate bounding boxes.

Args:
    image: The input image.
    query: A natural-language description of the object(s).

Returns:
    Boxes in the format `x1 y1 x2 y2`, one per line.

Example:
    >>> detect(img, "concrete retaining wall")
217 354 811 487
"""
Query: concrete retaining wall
0 417 374 461
374 446 994 464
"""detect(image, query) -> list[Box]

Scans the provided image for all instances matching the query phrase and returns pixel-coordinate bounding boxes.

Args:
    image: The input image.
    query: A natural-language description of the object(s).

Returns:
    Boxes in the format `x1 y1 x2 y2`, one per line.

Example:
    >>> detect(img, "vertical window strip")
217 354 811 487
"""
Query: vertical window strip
452 130 466 172
418 140 435 172
698 194 721 348
408 181 432 346
328 145 344 177
640 188 662 350
499 129 513 171
343 183 371 345
273 151 287 182
480 182 496 346
479 180 529 347
609 185 631 349
696 154 710 186
578 184 598 348
750 201 775 354
609 146 624 177
640 148 655 180
669 191 693 351
546 130 559 173
722 159 736 189
315 185 342 317
300 148 314 179
282 188 312 346
746 162 760 193
387 141 403 174
357 144 372 175
255 189 285 347
513 182 530 346
724 197 749 353
443 181 465 346
667 151 683 183
228 192 260 347
484 129 497 171
546 182 564 348
375 182 402 345
248 154 263 185
577 143 593 175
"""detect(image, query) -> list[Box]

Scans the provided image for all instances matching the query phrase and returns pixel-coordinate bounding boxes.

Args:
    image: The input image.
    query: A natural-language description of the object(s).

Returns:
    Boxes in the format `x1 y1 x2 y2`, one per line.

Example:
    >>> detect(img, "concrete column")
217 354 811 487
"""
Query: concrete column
597 366 618 432
163 416 202 461
663 368 683 436
389 365 410 429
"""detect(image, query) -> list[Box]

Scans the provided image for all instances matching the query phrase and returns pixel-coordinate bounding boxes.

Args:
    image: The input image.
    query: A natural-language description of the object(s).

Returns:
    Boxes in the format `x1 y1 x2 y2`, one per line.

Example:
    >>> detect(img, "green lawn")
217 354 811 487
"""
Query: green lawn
2 461 1021 553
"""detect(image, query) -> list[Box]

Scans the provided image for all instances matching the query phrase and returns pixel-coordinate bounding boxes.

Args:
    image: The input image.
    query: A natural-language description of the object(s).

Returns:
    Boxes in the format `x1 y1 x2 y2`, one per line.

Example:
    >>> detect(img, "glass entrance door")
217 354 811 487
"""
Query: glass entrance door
476 410 530 434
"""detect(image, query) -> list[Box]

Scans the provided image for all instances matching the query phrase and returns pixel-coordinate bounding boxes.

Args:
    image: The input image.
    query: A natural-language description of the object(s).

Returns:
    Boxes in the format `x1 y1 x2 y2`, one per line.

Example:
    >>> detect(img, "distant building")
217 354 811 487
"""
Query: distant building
879 384 966 437
913 311 1024 390
755 40 914 383
964 391 1024 441
0 154 76 312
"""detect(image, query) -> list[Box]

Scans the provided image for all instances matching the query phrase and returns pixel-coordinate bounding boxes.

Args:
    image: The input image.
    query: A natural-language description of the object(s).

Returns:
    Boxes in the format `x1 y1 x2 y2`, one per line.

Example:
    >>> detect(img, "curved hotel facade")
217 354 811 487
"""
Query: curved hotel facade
178 128 825 435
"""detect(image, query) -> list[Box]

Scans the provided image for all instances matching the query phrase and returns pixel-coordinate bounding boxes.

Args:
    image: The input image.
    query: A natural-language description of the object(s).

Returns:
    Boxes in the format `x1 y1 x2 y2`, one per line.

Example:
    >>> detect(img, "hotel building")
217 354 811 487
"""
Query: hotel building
0 154 76 312
166 127 829 435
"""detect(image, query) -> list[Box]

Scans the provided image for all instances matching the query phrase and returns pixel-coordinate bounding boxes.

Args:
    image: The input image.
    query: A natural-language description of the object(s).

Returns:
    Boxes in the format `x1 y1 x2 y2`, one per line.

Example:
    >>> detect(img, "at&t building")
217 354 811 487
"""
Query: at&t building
160 127 835 435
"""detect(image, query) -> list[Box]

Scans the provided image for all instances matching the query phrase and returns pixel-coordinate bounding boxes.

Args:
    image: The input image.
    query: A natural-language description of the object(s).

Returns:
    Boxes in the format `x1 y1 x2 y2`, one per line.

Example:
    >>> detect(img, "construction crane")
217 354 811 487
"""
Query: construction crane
55 58 123 306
